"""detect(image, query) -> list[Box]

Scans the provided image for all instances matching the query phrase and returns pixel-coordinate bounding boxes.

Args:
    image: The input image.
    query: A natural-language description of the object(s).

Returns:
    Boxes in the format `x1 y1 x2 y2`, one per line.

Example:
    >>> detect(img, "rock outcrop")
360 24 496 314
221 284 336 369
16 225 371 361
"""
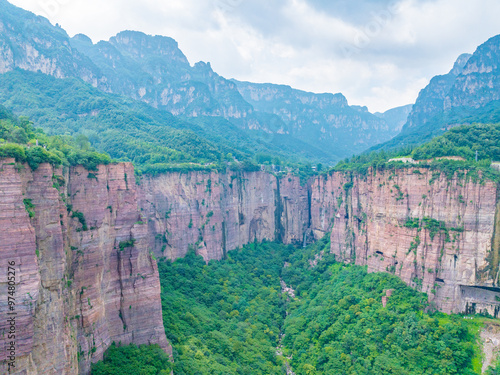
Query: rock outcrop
0 161 309 375
0 159 169 375
140 170 309 261
123 166 500 317
376 34 500 151
312 168 500 315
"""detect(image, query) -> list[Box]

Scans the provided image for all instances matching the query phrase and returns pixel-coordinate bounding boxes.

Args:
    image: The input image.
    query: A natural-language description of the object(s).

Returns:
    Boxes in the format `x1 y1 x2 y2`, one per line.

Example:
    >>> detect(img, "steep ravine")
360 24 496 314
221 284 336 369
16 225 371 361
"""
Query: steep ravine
1 159 499 374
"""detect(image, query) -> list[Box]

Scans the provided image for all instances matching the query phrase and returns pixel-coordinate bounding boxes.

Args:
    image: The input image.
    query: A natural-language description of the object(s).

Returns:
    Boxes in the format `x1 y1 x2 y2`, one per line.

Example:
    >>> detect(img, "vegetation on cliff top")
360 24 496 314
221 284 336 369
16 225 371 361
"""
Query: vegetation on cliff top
331 123 500 181
0 105 111 170
4 80 500 184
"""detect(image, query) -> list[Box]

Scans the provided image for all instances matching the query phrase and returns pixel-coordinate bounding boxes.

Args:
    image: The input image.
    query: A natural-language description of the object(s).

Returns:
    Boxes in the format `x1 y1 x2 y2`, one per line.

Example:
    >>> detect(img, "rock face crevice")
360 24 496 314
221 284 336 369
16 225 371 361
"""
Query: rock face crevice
2 160 500 374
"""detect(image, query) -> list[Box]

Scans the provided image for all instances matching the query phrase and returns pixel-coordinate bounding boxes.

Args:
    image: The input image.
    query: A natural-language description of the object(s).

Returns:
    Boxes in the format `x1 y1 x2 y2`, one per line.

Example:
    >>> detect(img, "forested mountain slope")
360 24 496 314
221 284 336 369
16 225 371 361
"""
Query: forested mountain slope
376 35 500 150
0 0 405 164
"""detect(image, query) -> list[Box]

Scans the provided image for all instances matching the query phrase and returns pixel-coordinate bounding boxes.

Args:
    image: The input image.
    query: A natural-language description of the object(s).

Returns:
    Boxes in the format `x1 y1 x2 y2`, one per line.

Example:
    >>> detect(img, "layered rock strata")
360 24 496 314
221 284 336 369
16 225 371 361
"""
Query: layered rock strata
315 168 500 315
0 159 169 375
139 171 309 261
1 160 500 374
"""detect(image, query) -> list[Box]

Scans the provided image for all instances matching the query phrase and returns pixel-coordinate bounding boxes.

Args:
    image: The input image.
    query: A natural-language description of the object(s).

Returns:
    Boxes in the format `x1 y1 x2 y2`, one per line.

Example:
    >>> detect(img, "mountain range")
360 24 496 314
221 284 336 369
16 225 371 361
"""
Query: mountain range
0 0 406 166
1 0 500 163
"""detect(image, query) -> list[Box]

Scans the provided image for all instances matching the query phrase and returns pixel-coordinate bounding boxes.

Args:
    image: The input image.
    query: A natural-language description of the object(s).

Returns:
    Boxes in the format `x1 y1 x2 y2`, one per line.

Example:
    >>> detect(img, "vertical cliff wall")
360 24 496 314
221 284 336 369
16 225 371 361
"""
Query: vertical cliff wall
311 168 500 315
0 159 169 375
2 159 500 374
139 171 309 261
0 162 308 374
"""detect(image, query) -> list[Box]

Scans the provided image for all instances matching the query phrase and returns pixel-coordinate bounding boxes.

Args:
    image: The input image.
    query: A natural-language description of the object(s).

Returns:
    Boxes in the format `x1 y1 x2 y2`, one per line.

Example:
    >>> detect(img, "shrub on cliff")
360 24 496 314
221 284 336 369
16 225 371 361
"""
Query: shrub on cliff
0 143 64 170
66 149 111 171
26 146 62 170
90 343 172 375
0 143 26 161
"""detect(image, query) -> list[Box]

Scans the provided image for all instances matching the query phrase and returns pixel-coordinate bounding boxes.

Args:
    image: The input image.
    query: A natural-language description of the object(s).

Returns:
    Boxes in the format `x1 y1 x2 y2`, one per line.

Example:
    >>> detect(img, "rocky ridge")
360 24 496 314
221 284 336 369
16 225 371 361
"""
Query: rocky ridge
0 0 405 163
232 80 397 158
380 34 500 150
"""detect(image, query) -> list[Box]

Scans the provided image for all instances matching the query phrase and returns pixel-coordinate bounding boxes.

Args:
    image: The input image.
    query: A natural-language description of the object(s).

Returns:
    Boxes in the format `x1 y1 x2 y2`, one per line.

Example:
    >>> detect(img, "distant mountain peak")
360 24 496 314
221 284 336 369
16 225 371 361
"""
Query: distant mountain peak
449 53 472 75
109 30 189 64
72 33 93 45
193 61 212 70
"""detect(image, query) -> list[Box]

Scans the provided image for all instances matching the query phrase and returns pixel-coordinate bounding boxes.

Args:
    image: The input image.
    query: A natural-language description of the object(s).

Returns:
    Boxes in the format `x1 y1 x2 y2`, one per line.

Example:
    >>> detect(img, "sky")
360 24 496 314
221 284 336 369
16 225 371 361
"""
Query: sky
10 0 500 113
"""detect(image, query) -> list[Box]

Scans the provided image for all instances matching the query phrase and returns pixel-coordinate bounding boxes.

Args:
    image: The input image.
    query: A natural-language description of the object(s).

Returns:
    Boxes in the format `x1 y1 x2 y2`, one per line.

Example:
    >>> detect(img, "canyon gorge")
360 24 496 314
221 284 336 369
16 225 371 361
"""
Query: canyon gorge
1 158 499 374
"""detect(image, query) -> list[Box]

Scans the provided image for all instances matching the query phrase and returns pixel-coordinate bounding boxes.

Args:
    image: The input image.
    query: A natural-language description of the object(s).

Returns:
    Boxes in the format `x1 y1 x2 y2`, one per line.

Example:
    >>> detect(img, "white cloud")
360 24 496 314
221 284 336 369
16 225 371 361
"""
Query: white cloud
9 0 500 112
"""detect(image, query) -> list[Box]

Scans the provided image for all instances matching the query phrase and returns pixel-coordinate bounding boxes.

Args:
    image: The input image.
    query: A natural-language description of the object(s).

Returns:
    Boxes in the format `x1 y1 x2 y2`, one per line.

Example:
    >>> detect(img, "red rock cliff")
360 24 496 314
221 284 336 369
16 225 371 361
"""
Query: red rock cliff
0 162 307 374
2 161 500 374
140 171 309 261
0 159 169 375
311 168 500 315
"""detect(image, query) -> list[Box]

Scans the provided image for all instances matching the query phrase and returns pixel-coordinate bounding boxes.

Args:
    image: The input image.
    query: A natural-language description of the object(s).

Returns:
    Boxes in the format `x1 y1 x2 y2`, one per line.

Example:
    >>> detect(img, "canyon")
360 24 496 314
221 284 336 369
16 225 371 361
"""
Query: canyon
1 159 499 374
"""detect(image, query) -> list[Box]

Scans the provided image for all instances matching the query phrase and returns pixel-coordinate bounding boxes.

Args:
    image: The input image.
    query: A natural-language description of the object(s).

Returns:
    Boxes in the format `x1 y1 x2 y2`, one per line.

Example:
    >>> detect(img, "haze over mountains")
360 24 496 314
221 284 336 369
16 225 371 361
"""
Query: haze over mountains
1 0 500 164
0 0 403 165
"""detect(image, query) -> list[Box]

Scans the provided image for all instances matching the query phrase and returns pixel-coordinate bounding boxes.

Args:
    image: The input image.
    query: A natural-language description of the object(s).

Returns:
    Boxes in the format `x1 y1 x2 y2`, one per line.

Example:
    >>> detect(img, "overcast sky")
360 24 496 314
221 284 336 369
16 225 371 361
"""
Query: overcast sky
10 0 500 112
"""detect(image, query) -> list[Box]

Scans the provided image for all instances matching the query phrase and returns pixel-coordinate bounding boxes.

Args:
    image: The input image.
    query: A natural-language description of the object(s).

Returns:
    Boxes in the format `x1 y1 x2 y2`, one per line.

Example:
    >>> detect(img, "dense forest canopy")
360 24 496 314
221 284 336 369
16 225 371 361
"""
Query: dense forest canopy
92 239 497 375
332 123 500 181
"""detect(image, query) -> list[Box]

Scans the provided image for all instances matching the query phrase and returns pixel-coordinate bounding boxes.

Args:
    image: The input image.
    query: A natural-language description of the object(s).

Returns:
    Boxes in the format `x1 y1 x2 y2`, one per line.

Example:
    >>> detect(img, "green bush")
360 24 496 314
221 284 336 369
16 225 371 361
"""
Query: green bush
282 256 478 375
0 143 26 161
153 238 482 375
91 343 172 375
71 211 88 231
26 146 62 170
23 198 35 218
119 239 136 251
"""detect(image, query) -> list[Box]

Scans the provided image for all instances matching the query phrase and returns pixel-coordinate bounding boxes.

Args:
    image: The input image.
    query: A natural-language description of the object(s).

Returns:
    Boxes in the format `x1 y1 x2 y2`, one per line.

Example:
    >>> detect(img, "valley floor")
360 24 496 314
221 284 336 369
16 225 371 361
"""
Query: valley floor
93 237 500 374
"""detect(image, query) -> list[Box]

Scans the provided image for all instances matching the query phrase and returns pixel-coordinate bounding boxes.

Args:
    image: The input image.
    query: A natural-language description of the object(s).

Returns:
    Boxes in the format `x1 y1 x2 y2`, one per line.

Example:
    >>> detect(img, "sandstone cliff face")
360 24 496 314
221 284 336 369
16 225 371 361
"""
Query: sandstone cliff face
140 166 500 316
0 159 169 375
2 159 500 374
140 171 309 261
0 162 309 375
312 168 500 315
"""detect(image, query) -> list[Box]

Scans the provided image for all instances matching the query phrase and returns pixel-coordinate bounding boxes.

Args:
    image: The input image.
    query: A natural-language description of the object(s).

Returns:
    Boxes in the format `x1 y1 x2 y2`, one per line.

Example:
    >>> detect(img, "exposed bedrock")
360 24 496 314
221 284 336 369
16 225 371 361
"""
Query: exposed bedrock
1 160 499 374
